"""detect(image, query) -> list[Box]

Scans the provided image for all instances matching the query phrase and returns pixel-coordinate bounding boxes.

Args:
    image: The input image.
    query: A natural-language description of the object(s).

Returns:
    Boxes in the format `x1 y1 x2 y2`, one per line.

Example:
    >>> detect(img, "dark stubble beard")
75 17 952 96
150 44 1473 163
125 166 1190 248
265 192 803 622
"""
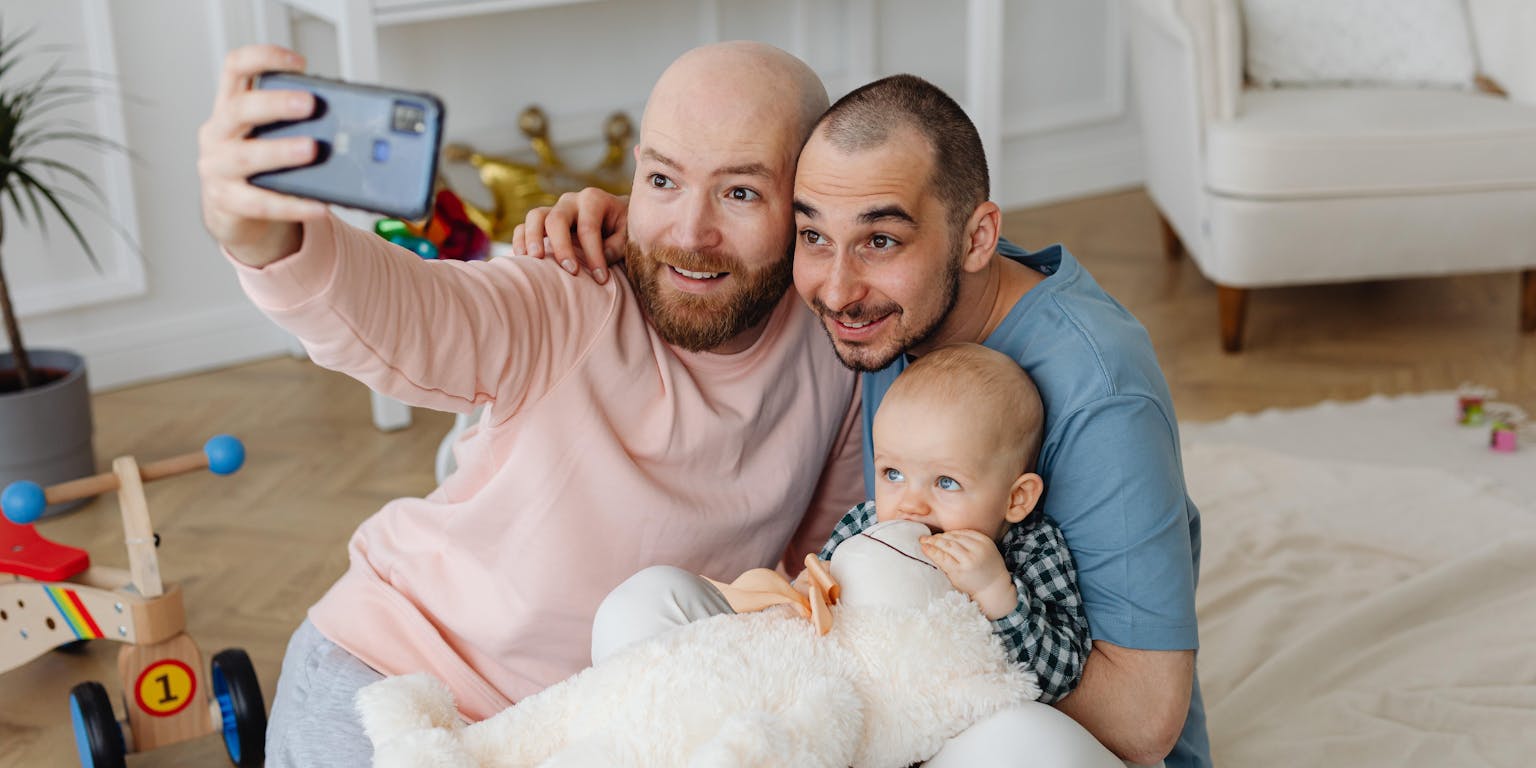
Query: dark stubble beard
813 238 964 373
625 241 793 352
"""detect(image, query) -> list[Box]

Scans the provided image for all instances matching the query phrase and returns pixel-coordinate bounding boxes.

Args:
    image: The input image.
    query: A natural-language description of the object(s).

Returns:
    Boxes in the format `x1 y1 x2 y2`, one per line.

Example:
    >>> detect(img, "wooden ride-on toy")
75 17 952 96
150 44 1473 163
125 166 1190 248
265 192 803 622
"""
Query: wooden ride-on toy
0 436 266 768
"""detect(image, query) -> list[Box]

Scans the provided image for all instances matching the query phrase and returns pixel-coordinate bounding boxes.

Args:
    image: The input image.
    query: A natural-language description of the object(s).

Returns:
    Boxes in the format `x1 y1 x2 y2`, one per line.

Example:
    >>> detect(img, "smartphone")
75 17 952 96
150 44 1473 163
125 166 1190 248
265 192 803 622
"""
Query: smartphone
248 72 445 221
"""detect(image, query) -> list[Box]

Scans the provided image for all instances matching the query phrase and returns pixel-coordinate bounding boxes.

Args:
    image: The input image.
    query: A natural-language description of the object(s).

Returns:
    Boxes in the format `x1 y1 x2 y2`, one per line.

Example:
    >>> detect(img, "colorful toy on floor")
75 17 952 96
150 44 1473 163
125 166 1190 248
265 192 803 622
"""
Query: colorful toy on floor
1457 392 1487 426
1490 421 1518 453
376 186 490 262
376 217 438 259
0 435 265 768
1456 384 1532 453
420 186 490 261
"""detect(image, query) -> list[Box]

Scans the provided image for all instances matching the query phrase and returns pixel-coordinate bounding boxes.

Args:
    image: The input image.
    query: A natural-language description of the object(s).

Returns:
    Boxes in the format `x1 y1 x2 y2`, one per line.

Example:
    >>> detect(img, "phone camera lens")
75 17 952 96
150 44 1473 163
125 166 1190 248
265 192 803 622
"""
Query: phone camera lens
392 102 427 135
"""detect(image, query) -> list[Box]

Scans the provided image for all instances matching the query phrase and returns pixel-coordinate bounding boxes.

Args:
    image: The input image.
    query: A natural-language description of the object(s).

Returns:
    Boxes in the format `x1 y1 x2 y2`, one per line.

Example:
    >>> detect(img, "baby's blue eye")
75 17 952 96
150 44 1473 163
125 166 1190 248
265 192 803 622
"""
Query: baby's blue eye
936 476 961 491
883 467 905 482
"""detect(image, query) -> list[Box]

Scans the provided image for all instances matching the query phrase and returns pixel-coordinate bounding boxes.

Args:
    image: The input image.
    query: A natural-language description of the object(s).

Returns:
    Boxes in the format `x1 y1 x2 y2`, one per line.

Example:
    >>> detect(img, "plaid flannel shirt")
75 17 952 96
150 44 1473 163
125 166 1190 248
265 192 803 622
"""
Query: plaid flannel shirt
818 501 1090 703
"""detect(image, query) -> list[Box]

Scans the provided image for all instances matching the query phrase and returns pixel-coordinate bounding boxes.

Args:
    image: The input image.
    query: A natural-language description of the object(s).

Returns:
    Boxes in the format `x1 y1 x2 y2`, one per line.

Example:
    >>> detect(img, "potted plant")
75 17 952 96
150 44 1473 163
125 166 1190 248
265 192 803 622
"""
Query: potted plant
0 21 128 517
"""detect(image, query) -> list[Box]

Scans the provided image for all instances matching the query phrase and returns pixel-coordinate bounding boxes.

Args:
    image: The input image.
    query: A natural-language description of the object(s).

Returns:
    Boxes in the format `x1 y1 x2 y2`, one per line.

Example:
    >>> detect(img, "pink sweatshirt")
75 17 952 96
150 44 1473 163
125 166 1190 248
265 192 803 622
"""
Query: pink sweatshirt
232 215 863 720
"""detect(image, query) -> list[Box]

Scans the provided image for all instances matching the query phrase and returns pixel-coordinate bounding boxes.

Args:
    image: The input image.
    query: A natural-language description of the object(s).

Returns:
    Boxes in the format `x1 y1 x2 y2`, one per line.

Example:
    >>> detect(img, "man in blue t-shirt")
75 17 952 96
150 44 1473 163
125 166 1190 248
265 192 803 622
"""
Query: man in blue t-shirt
788 75 1208 768
516 72 1207 768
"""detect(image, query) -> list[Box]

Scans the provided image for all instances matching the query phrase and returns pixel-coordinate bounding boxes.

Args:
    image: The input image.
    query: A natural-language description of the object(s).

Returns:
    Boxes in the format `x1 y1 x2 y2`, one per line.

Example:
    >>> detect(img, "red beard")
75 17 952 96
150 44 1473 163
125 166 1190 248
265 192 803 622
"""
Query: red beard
624 241 792 352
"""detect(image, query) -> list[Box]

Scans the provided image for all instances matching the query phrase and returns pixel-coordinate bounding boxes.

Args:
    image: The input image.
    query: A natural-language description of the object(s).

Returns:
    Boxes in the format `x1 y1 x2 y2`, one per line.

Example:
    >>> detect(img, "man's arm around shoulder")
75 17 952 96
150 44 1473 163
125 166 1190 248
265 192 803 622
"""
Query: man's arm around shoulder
1056 641 1193 765
1043 395 1199 764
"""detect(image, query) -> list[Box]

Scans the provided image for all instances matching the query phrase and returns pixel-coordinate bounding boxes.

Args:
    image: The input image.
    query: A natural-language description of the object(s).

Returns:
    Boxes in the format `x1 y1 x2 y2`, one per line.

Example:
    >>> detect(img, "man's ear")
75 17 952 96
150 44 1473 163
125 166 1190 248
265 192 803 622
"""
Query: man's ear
1004 472 1044 524
961 200 1003 274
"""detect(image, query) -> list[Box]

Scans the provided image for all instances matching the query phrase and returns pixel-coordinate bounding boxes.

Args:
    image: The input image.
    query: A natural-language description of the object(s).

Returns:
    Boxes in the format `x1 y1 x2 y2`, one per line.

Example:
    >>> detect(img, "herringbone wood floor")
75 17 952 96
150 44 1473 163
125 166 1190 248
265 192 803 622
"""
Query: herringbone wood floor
3 189 1532 766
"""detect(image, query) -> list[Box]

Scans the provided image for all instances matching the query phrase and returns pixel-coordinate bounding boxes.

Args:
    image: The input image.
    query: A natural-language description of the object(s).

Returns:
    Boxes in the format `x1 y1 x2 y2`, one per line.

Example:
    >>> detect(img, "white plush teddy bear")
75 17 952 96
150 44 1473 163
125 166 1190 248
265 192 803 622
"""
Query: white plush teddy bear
355 520 1041 768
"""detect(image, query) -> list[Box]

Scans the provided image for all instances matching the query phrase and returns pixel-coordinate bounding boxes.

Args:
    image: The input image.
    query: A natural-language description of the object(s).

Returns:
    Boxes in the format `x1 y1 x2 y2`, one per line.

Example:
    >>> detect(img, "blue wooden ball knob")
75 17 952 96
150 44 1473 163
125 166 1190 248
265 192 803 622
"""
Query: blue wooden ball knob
2 481 47 525
205 435 245 475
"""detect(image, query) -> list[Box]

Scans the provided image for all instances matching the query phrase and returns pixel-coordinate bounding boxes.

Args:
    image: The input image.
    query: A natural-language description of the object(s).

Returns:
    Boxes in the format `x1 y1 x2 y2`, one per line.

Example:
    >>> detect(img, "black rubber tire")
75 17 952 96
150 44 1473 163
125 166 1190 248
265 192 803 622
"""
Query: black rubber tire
210 648 267 768
69 681 126 768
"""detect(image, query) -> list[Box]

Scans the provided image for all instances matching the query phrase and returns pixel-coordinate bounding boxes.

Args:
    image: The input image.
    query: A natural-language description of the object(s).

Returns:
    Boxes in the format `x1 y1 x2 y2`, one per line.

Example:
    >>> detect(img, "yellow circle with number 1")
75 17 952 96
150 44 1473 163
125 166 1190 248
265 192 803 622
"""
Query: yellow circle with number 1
134 659 197 717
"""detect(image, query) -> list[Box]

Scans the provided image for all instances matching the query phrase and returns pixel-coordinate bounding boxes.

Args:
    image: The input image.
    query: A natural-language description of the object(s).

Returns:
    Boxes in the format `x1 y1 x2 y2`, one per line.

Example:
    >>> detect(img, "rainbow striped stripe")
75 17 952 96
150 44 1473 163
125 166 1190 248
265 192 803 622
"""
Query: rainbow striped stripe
44 586 104 640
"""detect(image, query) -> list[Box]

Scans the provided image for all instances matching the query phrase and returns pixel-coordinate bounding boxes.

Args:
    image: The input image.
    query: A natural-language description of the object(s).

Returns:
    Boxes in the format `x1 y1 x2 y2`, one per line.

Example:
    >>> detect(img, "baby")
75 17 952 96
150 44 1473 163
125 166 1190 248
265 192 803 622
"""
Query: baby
812 342 1089 702
595 342 1089 703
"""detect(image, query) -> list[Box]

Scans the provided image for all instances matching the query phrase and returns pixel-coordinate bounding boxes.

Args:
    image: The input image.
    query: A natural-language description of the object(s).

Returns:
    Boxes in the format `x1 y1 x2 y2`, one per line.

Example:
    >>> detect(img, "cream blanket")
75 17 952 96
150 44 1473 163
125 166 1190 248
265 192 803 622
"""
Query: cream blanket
1185 441 1536 766
356 521 1041 767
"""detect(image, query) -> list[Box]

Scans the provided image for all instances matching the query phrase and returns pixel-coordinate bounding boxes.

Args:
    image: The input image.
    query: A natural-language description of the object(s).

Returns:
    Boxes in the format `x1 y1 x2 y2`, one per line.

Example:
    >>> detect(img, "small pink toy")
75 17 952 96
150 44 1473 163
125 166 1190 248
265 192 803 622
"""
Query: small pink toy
1457 385 1530 453
1491 421 1518 453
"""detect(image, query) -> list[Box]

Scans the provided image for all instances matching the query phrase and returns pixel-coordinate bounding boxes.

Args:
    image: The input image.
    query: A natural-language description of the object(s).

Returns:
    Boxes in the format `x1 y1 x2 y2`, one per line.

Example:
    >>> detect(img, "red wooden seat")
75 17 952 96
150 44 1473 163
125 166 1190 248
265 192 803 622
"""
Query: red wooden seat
0 518 90 581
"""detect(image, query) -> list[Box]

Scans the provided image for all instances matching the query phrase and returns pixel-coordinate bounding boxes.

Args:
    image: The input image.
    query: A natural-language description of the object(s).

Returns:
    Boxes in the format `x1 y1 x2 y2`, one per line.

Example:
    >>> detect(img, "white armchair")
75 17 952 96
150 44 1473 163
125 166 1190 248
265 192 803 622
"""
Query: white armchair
1128 0 1536 351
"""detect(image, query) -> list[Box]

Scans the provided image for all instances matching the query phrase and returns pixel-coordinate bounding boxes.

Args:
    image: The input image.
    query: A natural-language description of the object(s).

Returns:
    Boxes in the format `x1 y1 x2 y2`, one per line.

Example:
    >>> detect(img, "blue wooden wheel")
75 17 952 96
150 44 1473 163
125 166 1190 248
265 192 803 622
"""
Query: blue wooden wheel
211 648 266 767
69 681 126 768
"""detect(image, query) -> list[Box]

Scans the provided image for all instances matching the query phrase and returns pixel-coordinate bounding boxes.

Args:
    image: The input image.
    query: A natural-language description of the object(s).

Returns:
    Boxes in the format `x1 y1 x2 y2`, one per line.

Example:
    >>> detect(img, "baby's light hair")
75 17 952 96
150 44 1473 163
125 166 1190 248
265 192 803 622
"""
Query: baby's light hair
884 343 1045 472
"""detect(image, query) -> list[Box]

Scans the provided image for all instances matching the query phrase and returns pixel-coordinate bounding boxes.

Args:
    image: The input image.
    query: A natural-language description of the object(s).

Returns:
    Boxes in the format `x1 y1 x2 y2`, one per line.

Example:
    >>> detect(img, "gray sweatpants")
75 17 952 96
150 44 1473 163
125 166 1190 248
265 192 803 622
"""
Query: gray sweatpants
265 619 383 767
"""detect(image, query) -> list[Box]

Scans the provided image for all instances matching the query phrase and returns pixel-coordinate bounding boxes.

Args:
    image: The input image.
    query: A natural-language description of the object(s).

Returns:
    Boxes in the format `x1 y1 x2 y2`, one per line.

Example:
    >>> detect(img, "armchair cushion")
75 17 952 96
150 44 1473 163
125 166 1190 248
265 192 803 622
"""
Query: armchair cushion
1243 0 1477 89
1206 88 1536 198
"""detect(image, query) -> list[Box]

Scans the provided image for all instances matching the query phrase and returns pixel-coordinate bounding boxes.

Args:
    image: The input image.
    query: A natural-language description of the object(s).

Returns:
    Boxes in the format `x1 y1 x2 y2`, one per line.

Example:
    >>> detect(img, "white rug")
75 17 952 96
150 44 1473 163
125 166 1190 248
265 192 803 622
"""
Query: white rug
1182 392 1536 504
1179 393 1536 767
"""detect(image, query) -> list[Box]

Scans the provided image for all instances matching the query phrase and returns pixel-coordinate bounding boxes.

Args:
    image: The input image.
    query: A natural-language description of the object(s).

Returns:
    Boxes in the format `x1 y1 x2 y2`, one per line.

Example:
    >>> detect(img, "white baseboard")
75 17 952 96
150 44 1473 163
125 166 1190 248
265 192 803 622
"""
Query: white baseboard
54 305 294 392
997 133 1145 211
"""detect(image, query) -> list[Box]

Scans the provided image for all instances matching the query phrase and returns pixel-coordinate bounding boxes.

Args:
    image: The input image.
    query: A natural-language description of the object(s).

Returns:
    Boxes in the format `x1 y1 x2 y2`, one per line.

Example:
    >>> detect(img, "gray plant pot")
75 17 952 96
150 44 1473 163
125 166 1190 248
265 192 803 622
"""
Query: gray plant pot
0 349 96 518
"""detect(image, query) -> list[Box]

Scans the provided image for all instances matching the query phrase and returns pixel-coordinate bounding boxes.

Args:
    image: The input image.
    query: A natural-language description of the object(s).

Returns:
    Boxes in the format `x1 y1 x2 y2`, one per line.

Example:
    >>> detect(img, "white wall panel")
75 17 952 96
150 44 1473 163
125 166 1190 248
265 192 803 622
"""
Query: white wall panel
1002 0 1123 134
14 0 292 391
1 0 145 320
876 0 969 99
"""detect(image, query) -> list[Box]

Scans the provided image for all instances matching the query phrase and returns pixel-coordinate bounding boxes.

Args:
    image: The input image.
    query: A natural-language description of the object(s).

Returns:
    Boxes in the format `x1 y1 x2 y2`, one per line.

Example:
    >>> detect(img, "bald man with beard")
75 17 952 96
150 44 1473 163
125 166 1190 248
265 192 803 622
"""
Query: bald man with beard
198 42 862 766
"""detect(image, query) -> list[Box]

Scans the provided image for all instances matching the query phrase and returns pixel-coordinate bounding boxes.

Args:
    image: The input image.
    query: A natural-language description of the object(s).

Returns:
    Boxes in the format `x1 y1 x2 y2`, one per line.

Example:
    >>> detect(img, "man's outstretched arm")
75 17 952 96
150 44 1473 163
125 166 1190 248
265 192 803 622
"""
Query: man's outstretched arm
512 188 630 283
202 46 611 418
1056 637 1194 764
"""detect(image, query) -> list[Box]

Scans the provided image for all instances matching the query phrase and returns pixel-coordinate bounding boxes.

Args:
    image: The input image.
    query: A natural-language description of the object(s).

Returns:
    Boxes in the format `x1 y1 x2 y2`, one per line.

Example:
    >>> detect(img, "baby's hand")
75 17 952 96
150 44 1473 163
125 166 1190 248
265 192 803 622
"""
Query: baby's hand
920 530 1019 620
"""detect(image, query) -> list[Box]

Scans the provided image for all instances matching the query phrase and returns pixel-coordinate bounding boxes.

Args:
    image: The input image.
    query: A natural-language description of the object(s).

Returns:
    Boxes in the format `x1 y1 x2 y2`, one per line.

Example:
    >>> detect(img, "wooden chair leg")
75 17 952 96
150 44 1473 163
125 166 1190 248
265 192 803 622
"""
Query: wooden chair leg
1158 212 1183 261
1522 270 1536 333
1218 285 1247 353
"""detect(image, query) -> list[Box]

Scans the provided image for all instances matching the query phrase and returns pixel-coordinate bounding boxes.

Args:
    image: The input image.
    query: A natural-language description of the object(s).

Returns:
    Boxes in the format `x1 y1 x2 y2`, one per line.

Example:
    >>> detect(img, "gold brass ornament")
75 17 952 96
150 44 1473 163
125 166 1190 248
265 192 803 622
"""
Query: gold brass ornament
443 106 634 242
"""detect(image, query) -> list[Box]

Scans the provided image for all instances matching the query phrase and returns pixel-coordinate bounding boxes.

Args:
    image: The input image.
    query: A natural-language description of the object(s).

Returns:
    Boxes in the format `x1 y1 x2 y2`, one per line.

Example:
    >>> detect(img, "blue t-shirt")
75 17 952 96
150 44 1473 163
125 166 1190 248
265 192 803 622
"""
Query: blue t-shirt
859 241 1210 768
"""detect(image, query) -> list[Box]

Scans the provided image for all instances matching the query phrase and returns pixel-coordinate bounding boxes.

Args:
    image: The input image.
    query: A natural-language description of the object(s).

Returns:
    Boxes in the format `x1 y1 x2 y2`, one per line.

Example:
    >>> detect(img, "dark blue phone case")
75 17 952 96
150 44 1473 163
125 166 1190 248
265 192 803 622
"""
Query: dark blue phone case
249 72 445 221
